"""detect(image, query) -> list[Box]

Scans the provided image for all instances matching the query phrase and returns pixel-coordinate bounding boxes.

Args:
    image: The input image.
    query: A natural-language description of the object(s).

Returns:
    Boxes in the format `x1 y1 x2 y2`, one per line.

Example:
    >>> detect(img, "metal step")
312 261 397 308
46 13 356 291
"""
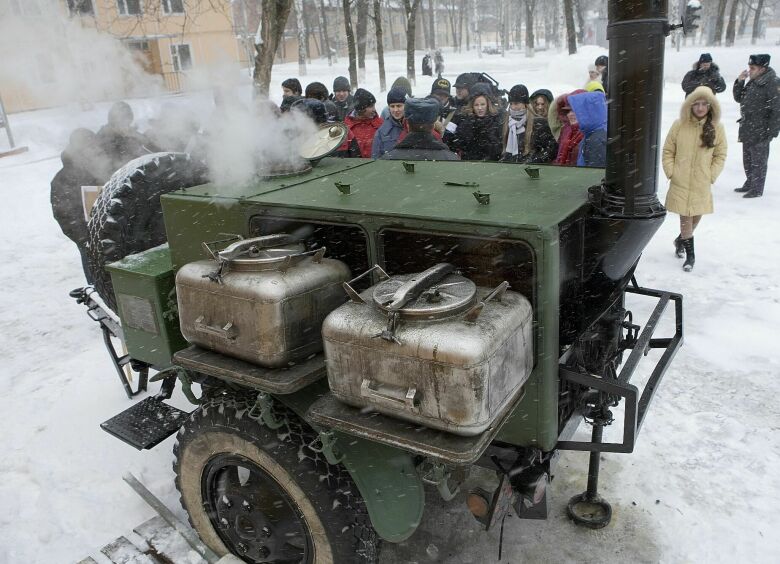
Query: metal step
100 397 190 450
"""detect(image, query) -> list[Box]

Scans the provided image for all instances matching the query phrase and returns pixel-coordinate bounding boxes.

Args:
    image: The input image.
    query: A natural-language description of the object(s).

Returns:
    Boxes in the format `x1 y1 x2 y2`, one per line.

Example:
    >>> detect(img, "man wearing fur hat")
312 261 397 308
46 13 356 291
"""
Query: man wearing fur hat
382 98 459 161
682 54 726 96
733 54 780 198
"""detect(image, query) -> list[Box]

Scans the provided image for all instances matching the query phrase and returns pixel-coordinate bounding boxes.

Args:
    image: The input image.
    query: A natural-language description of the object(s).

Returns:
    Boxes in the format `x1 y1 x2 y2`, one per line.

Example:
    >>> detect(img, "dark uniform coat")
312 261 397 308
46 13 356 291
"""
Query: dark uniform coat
446 112 503 161
682 63 727 96
732 67 780 143
381 132 459 161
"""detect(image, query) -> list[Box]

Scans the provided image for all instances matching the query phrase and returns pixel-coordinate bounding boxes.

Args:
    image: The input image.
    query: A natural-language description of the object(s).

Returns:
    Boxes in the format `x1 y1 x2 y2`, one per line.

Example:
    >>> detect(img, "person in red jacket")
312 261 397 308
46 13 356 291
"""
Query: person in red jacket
344 88 383 158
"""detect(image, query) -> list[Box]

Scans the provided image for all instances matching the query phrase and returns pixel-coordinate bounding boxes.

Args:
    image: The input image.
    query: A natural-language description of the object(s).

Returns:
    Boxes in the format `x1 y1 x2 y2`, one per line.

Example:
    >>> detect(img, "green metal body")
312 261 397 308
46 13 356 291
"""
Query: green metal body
146 158 603 542
106 244 187 368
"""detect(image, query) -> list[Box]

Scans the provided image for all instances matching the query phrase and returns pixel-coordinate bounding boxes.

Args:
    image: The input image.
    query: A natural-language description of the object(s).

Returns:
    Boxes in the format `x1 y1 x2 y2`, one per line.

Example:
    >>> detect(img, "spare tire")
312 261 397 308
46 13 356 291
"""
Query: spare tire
87 152 208 312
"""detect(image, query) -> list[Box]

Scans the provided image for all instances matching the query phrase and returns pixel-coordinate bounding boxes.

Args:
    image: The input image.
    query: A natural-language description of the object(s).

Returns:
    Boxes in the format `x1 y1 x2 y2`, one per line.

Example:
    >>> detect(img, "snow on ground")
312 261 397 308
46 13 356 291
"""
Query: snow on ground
1 31 779 564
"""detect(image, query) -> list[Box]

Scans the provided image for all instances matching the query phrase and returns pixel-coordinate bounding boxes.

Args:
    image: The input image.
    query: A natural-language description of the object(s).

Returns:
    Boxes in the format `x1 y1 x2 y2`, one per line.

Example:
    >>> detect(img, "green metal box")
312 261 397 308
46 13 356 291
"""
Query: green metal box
106 244 187 368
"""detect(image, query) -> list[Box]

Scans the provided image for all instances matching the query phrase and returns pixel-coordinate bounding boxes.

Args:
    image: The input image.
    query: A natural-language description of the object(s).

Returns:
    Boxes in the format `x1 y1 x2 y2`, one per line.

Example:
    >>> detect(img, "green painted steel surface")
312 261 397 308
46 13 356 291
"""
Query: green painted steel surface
106 245 187 368
173 159 602 231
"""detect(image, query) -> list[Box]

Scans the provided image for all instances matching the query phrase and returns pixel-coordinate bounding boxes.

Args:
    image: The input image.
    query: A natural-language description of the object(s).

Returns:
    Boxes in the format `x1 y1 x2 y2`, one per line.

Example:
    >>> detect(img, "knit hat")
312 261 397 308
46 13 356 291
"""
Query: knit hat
531 88 554 103
431 76 451 95
333 76 351 92
404 97 440 124
391 76 413 97
305 81 329 101
749 54 770 67
454 72 478 89
508 84 529 104
469 82 493 100
352 88 376 112
281 77 302 95
595 55 608 67
387 86 408 105
698 53 713 64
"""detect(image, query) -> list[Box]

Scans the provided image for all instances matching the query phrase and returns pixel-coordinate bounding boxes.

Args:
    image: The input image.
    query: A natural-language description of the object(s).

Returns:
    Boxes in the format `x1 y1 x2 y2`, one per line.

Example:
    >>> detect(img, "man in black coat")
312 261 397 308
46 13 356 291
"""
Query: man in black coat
733 54 780 198
682 53 726 96
382 98 459 161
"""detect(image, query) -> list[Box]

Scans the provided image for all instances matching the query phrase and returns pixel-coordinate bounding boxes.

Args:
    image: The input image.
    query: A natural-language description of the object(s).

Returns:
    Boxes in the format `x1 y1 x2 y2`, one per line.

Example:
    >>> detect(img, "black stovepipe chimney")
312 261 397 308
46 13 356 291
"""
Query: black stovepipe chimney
602 0 669 218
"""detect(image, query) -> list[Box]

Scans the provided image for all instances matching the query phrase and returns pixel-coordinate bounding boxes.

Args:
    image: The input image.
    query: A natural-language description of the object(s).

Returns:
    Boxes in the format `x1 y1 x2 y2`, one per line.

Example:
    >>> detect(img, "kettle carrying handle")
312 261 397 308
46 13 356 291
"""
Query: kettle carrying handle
463 281 510 322
361 379 421 411
194 316 238 341
343 264 390 304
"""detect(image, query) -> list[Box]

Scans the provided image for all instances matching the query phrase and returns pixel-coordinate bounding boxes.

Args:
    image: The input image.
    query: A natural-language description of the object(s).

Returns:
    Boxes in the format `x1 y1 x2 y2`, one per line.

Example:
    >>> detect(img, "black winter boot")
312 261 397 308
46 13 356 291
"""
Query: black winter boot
674 235 685 258
682 237 695 272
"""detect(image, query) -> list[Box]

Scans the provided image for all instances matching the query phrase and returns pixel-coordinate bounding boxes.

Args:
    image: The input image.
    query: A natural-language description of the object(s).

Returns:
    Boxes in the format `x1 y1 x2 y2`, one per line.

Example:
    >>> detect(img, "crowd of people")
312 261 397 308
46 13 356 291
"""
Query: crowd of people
276 56 617 167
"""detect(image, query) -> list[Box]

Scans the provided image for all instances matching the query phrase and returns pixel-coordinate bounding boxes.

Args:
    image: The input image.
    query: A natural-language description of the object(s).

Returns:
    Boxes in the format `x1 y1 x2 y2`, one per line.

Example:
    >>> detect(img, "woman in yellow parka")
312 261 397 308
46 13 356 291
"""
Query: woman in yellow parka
662 86 727 272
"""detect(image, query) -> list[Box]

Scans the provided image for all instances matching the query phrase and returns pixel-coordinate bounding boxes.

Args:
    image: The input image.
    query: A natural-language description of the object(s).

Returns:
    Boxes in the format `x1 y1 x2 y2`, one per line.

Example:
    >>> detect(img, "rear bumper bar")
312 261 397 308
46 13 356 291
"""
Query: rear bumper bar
556 284 683 453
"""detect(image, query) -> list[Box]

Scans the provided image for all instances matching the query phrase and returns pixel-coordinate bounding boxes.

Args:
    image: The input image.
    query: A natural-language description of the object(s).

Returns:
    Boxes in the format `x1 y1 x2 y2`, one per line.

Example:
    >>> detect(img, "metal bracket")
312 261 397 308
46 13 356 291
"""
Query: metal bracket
419 461 460 502
247 393 286 430
310 431 345 465
342 264 390 303
463 281 510 322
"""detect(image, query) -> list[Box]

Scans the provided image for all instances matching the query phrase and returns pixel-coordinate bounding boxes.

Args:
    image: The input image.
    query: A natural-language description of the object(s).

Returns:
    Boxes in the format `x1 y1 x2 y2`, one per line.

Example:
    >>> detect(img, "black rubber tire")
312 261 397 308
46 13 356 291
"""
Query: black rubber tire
86 152 207 311
173 392 380 564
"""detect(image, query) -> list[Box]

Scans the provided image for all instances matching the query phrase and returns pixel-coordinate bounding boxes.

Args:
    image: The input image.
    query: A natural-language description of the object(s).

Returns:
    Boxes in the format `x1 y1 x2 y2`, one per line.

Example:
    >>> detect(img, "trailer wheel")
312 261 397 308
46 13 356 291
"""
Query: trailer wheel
173 393 379 564
86 152 207 311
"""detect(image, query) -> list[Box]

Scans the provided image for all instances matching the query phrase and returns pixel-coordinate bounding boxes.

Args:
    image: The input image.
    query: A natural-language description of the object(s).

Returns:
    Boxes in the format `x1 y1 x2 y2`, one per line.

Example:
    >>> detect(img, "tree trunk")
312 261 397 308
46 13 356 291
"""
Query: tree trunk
711 0 728 45
725 0 739 46
472 0 482 58
465 0 470 51
253 0 294 97
563 0 576 54
403 0 422 83
458 0 466 52
343 0 358 87
294 0 307 75
319 0 333 65
574 0 585 43
356 0 368 82
428 0 436 50
525 0 535 57
738 0 751 38
374 0 387 91
751 0 764 44
386 0 398 50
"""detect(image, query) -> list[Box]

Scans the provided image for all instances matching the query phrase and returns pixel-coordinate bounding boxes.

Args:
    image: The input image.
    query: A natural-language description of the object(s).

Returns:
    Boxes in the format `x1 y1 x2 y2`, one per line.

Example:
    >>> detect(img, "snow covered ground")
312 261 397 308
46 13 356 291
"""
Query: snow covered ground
1 33 779 564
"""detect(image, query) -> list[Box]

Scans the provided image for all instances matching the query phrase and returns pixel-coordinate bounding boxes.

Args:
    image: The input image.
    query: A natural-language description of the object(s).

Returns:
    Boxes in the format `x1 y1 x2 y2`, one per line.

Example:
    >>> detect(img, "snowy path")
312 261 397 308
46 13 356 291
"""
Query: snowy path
1 41 779 563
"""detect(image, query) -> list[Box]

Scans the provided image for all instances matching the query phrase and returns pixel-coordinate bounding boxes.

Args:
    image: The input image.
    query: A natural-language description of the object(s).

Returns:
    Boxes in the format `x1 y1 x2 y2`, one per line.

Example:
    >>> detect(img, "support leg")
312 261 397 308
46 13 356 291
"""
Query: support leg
567 408 613 529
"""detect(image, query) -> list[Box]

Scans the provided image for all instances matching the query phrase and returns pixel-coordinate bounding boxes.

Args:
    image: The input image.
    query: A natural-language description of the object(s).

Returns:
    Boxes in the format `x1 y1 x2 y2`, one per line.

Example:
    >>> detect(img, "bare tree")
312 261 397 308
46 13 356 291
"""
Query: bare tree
402 0 422 83
356 0 368 82
751 0 765 44
711 0 728 45
343 0 358 87
373 0 387 91
574 0 585 43
526 0 535 57
428 0 436 50
738 0 752 38
564 0 577 54
293 0 307 75
725 0 739 46
254 0 294 97
318 0 333 65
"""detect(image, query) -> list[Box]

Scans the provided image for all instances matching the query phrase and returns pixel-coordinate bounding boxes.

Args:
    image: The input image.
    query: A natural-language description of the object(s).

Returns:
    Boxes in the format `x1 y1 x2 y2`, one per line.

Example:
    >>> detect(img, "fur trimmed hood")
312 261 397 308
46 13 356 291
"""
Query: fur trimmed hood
681 86 721 124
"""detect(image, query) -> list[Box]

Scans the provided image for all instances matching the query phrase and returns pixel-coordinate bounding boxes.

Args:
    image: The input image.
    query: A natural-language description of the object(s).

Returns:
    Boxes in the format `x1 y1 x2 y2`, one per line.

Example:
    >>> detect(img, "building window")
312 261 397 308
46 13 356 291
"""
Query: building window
117 0 142 16
67 0 94 16
162 0 184 14
170 44 192 71
127 40 150 51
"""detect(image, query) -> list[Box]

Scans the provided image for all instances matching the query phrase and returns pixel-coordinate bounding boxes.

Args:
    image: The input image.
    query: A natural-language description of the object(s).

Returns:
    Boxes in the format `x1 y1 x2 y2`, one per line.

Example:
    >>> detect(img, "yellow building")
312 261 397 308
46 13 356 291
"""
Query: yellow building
0 0 252 113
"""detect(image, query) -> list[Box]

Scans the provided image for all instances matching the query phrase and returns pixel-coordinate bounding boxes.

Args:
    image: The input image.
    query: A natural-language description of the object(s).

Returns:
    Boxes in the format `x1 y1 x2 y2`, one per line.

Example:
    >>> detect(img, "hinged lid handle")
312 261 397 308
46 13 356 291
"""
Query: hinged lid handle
343 264 390 303
463 281 510 322
379 263 454 312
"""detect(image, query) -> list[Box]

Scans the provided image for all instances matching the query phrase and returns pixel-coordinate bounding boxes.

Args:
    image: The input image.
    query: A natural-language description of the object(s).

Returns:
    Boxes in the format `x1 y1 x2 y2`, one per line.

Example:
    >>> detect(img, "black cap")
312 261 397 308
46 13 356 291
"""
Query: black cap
454 72 478 89
281 77 302 95
749 54 770 67
333 76 351 92
305 81 329 101
698 53 713 64
387 87 408 105
509 84 529 104
352 88 376 112
530 88 554 103
469 83 492 99
595 55 608 67
404 97 440 124
431 76 451 95
291 98 328 124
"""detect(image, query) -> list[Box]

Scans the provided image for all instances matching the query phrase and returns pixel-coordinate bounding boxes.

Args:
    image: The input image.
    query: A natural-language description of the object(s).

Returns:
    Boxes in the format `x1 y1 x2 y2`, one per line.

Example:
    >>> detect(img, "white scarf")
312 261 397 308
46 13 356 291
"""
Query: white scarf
506 110 527 156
